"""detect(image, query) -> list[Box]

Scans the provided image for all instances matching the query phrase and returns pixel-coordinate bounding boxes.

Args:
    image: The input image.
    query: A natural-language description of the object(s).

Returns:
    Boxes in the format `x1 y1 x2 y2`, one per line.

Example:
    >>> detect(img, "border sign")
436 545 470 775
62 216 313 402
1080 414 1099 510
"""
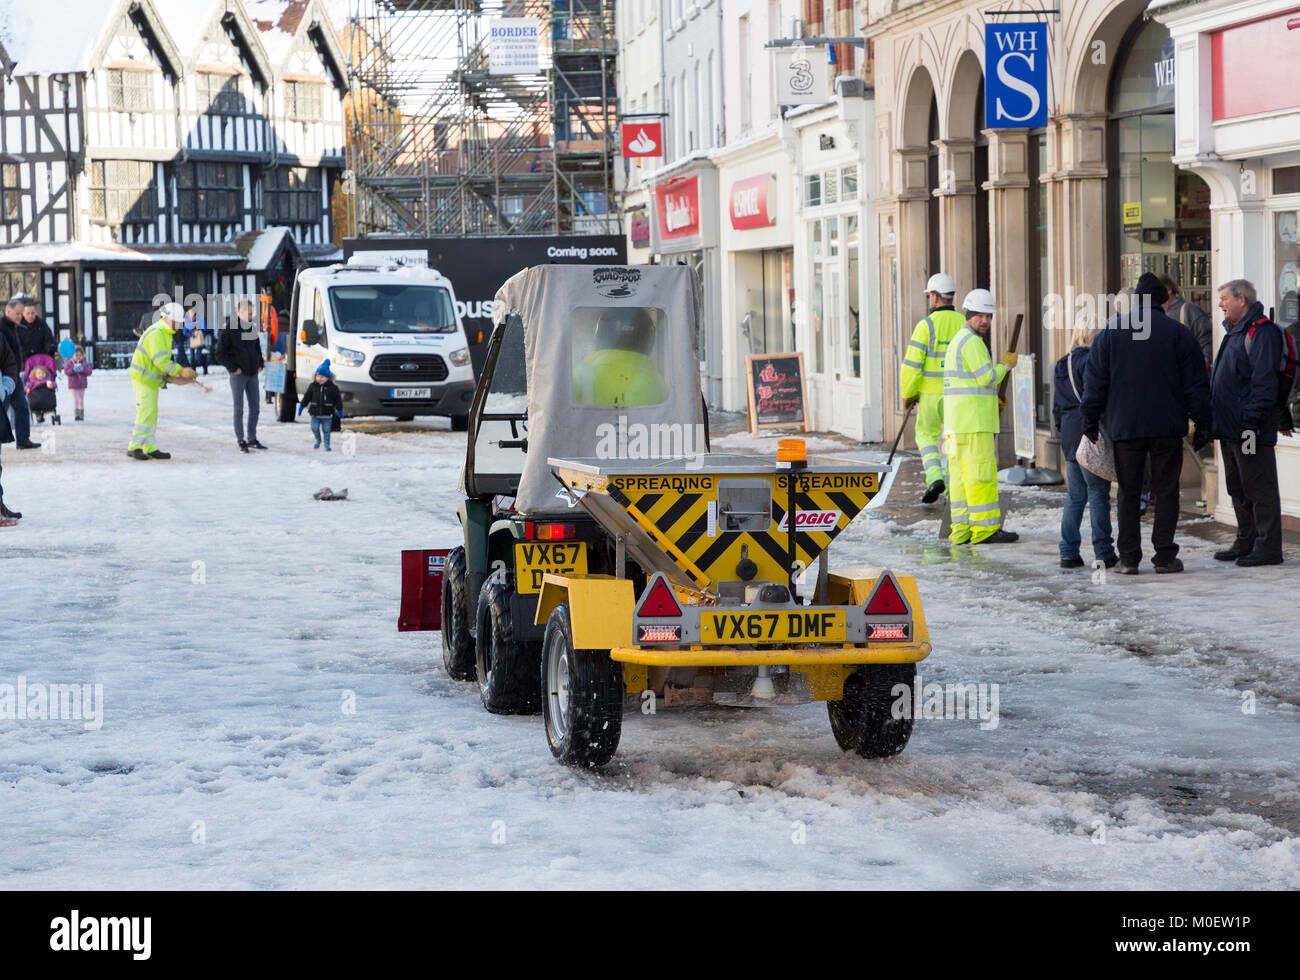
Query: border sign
985 23 1048 128
746 352 811 433
488 19 539 75
1012 354 1036 460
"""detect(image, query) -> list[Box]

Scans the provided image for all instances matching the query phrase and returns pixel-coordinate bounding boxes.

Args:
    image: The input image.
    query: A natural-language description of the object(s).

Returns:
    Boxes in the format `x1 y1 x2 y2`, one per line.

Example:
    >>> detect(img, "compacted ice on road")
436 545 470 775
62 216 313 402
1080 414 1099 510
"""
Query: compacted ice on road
1 370 1296 888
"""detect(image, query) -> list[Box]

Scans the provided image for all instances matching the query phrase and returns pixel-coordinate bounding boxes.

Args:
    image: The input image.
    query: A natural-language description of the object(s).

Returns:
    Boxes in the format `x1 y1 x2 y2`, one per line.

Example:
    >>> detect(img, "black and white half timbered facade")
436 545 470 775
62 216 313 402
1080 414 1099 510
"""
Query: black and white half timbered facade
0 0 346 346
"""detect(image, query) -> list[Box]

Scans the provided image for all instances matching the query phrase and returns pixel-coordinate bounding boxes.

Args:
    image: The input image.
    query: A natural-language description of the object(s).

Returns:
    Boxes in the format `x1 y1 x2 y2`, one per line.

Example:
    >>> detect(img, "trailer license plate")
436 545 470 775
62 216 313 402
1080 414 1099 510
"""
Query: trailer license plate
390 387 432 399
515 542 587 594
700 610 847 644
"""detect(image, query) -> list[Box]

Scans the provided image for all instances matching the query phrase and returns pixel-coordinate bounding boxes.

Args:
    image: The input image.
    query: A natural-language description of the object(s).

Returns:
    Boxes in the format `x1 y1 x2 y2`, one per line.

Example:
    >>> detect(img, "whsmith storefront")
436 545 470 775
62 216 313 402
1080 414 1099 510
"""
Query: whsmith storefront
868 0 1221 475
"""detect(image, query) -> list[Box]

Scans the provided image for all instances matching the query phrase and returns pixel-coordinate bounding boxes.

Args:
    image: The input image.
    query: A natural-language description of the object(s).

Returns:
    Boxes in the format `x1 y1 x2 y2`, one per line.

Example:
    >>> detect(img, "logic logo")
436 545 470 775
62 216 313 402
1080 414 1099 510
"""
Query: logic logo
985 23 1048 128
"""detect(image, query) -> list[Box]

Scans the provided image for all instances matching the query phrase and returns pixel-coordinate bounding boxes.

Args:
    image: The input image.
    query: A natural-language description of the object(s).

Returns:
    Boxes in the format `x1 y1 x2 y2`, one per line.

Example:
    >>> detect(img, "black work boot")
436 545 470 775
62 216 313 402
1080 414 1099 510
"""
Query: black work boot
921 479 946 504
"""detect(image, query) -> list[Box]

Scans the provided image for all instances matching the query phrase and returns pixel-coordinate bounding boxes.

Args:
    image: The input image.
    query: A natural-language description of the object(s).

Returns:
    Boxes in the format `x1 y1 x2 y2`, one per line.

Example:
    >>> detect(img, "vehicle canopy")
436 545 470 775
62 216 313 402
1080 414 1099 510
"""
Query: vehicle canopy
486 264 705 514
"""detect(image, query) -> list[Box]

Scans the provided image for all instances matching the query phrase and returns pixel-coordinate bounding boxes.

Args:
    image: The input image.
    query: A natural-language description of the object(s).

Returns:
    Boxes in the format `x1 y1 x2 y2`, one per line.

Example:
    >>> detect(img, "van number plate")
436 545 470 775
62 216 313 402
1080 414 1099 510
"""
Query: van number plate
514 542 587 594
700 610 847 644
391 387 432 399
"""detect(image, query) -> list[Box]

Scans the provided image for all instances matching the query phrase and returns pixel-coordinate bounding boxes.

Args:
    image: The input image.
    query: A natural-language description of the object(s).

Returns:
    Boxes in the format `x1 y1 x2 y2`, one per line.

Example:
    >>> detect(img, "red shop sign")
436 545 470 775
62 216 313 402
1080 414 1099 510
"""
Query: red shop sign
622 121 663 158
730 173 776 230
654 176 700 240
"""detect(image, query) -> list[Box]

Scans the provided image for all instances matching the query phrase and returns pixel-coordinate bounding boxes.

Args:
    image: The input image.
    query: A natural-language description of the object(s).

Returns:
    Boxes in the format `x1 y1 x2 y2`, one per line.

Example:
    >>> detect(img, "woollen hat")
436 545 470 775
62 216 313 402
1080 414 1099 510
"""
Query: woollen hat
1134 272 1169 307
316 359 332 379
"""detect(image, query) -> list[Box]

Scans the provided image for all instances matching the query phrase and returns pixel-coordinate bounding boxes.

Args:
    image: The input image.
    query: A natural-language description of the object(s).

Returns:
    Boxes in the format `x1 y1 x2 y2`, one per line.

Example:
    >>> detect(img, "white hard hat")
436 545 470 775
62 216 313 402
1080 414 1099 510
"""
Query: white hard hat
962 288 996 314
924 273 956 295
161 302 185 321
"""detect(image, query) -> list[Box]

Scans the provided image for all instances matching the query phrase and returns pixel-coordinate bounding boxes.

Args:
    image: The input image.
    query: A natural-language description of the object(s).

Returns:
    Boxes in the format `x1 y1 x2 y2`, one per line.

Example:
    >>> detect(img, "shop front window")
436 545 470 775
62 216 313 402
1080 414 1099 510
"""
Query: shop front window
1276 209 1299 331
1110 18 1212 310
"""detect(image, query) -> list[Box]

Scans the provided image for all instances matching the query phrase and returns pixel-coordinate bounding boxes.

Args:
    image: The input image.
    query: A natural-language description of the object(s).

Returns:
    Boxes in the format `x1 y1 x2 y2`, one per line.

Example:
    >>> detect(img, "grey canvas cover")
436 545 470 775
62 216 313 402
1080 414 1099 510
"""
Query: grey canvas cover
492 264 705 514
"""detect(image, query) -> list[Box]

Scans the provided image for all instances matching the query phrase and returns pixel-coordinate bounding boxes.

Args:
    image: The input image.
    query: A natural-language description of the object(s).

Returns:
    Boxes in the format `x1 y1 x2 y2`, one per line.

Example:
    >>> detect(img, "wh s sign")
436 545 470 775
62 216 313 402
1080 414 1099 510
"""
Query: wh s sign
985 23 1048 128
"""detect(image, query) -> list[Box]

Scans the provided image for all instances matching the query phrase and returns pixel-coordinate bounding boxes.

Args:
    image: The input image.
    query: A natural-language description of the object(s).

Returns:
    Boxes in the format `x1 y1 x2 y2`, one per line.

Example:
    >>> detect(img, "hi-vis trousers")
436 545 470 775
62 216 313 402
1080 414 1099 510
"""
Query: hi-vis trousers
128 382 160 452
915 393 946 487
945 431 1001 544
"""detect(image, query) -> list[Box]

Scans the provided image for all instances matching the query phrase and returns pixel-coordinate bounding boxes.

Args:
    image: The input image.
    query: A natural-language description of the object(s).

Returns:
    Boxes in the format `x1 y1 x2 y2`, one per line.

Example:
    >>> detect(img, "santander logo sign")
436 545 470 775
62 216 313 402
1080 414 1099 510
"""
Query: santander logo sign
654 176 700 239
621 121 663 159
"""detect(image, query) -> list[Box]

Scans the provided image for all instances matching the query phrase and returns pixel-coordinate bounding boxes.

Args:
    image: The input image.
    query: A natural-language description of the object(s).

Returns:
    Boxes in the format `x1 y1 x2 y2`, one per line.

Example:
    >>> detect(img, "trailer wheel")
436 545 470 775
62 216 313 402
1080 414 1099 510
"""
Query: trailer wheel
541 604 622 767
475 569 541 714
440 546 476 681
451 414 469 432
828 662 915 758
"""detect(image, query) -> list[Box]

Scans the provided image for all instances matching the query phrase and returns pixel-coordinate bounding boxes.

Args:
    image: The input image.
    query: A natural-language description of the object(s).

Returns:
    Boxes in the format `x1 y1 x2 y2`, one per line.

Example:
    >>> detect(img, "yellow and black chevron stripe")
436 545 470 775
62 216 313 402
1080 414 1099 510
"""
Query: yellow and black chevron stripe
606 473 876 587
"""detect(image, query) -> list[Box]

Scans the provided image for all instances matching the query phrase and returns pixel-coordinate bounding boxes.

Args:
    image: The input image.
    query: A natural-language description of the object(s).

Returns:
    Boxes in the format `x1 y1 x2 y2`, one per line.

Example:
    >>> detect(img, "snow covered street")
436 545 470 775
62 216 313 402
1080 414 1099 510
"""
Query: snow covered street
2 368 1297 889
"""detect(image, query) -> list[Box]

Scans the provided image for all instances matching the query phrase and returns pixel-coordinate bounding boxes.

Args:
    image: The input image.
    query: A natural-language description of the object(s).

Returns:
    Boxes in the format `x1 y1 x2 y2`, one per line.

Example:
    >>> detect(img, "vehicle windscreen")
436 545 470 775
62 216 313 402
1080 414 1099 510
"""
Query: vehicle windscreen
327 284 457 333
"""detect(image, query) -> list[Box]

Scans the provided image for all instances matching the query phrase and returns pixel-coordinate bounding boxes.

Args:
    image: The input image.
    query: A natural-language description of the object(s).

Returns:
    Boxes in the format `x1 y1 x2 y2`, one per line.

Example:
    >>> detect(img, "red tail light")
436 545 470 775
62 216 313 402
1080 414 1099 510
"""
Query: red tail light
865 574 908 615
524 522 576 541
637 575 682 617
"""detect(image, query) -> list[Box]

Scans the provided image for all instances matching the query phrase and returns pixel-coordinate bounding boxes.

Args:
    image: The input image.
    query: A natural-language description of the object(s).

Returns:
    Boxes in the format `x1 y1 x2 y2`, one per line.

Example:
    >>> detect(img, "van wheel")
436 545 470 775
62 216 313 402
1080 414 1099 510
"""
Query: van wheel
541 604 622 767
828 663 915 758
475 569 541 714
440 546 476 681
451 414 469 432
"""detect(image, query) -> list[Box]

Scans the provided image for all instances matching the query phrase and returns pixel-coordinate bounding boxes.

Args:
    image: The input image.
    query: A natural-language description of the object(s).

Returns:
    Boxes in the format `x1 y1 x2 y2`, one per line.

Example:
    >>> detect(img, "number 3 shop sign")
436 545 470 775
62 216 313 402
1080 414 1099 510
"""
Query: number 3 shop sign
984 23 1048 128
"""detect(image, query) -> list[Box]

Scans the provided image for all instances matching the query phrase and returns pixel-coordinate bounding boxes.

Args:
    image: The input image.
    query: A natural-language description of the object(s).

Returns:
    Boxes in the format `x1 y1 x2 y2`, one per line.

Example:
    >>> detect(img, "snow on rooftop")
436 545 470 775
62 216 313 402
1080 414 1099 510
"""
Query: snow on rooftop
162 0 221 57
0 0 116 76
245 0 309 65
0 241 237 264
239 226 295 270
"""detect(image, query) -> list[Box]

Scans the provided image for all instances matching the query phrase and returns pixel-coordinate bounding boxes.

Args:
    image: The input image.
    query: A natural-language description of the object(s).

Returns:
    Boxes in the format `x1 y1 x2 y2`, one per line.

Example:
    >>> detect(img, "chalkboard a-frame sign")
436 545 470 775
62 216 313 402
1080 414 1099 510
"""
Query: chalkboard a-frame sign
745 352 811 434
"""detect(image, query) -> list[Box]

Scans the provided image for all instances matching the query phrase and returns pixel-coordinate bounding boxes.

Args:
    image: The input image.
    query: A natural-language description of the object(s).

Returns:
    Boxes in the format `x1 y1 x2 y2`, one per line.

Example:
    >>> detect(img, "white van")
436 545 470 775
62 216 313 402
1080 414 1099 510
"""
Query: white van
287 261 476 428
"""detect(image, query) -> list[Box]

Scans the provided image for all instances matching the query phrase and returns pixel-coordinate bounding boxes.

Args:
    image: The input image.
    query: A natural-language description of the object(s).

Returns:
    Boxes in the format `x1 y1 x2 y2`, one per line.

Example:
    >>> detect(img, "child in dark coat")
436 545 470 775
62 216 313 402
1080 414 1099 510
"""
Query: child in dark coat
298 359 343 451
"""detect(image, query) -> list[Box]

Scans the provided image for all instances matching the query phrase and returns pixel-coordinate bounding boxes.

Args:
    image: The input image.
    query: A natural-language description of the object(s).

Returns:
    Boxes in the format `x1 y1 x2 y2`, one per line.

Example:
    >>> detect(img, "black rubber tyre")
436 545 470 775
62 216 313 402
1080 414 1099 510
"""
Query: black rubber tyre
475 569 541 714
828 662 916 758
440 546 476 681
541 605 622 767
450 413 469 432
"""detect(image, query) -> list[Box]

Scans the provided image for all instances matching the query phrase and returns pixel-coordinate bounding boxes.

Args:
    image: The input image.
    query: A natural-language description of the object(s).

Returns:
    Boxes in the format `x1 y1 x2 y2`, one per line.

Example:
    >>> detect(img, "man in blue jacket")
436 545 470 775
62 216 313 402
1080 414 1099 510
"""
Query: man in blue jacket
1211 278 1284 566
1081 273 1212 574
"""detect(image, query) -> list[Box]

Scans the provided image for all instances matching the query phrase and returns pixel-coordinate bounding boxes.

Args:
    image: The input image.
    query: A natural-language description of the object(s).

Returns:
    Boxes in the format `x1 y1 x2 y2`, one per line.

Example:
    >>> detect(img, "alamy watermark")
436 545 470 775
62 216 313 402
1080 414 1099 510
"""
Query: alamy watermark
0 675 104 730
595 415 708 470
891 672 1000 730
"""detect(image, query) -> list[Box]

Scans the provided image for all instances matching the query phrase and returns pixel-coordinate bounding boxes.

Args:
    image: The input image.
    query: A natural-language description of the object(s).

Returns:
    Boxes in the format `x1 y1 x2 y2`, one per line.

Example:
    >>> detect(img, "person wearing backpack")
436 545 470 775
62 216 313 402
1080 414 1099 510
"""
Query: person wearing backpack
1211 278 1292 567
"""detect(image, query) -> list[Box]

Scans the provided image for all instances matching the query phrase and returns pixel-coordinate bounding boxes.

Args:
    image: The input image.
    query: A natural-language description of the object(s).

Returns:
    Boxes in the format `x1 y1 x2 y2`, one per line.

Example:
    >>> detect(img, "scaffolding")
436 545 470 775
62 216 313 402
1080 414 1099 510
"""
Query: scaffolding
346 0 619 238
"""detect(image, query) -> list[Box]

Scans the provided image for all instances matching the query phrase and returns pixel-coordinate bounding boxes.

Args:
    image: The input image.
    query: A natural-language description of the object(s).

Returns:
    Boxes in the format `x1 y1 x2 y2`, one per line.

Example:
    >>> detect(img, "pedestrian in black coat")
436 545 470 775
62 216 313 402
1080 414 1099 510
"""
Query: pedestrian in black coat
17 299 56 364
1210 279 1285 566
1080 273 1212 574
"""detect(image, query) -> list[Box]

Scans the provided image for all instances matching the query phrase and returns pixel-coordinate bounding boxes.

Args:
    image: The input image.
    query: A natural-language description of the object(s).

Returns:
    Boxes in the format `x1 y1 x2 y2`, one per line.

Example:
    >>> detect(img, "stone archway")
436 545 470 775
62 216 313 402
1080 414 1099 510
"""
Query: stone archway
939 49 987 295
896 64 939 335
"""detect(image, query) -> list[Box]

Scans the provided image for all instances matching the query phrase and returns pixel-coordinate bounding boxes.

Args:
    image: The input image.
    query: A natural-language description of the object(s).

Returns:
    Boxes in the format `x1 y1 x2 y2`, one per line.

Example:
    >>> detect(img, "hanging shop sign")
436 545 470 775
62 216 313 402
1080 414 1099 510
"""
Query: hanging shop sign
985 23 1048 128
772 46 830 105
622 122 663 159
729 173 777 230
487 18 540 75
654 176 701 241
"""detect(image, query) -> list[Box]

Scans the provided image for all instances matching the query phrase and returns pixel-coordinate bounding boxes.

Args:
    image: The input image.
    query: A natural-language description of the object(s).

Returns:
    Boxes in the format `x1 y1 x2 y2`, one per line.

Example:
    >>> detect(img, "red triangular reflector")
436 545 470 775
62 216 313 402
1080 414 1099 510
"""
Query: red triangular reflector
638 576 682 617
865 575 908 615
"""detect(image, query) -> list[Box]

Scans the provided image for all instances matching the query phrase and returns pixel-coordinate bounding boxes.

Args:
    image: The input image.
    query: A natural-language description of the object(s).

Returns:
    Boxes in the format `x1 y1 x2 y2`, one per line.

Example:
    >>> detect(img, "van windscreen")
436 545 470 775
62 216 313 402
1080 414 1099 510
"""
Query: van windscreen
327 285 457 333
